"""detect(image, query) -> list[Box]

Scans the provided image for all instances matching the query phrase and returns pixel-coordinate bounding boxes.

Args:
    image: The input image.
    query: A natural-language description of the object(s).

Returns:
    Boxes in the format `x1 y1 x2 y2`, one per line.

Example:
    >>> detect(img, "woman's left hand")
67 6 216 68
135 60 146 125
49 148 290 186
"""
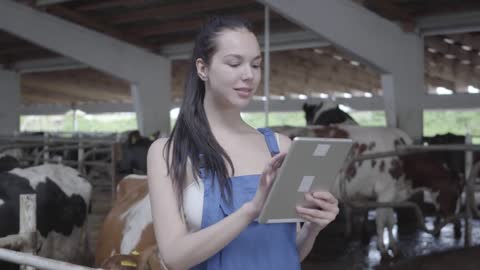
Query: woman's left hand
296 191 339 232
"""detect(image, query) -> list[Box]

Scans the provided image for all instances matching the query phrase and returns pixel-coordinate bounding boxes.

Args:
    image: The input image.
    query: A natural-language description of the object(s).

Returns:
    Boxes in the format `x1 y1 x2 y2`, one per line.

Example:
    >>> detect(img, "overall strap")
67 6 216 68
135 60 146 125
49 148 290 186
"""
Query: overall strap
197 153 208 179
257 128 280 157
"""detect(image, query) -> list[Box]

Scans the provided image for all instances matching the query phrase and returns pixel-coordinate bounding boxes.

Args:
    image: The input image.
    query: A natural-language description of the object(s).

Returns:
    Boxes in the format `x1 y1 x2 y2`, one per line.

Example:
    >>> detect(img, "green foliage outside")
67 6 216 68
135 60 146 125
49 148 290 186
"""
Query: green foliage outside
20 111 137 133
20 109 480 143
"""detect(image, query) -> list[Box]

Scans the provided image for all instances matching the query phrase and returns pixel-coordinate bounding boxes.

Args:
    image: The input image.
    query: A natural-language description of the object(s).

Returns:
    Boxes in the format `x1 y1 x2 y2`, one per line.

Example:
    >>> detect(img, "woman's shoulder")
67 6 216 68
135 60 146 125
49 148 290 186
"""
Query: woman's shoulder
149 137 168 152
147 138 169 164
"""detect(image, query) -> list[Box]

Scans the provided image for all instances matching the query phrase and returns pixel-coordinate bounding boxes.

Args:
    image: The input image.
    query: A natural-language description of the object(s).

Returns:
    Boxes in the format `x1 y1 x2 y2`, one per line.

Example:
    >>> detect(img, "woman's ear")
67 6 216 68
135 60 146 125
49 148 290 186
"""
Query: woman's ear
195 58 208 81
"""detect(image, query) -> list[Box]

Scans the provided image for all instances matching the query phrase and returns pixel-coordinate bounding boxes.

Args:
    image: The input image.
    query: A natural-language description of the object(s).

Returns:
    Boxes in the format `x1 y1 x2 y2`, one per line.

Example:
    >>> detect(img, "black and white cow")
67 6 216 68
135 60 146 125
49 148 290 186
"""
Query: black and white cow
117 130 157 176
303 100 357 125
0 154 20 173
0 164 92 270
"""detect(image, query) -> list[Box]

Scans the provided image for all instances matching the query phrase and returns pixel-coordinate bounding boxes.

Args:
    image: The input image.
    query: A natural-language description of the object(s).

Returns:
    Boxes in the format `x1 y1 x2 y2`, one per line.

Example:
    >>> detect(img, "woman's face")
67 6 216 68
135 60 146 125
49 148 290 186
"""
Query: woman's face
201 28 262 109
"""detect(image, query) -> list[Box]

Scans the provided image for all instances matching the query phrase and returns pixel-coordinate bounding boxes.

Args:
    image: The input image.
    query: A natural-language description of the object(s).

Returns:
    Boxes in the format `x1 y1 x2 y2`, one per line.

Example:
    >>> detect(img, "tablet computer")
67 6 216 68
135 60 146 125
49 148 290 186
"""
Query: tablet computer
258 137 353 224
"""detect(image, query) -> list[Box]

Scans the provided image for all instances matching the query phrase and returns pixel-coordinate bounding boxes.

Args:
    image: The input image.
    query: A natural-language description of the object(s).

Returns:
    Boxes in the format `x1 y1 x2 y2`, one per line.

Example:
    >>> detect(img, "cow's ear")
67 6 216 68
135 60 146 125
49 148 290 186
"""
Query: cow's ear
129 131 140 145
302 103 308 111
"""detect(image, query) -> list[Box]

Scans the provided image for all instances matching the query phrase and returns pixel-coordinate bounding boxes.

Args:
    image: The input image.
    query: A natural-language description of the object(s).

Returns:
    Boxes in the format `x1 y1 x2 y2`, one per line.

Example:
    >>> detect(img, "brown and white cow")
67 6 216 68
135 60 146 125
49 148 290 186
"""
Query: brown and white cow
266 101 464 258
272 124 463 258
95 175 166 270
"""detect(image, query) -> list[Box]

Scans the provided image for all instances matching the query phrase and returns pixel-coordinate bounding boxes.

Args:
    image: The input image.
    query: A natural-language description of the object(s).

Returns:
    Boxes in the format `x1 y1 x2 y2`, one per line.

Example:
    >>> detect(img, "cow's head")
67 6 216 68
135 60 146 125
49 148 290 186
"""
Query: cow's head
0 154 20 173
118 131 156 175
437 169 464 218
303 100 358 126
421 133 468 181
422 133 466 145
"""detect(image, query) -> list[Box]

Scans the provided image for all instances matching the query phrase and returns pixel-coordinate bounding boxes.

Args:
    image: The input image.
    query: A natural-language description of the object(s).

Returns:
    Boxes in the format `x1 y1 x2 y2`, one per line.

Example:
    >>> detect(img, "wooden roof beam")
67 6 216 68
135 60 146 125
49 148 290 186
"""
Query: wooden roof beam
135 9 277 37
360 0 415 31
45 5 153 50
109 0 255 24
76 0 146 12
22 85 93 104
21 76 130 102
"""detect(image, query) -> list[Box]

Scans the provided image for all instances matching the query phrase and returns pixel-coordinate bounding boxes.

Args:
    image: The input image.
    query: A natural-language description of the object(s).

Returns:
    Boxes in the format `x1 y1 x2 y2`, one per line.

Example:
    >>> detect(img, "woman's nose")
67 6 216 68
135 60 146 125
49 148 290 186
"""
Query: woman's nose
241 65 254 80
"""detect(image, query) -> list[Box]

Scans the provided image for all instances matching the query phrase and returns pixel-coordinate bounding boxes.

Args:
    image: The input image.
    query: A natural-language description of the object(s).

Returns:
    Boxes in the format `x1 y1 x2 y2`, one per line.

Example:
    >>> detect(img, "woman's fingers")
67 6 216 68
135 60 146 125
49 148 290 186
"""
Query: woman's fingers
261 152 286 183
311 191 338 205
296 206 336 220
304 193 339 214
297 213 331 227
270 152 286 169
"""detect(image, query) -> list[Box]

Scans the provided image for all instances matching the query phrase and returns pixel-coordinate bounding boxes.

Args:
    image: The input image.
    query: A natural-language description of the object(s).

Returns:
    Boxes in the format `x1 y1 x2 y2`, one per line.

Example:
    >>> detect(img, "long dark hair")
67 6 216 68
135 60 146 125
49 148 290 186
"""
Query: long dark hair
164 16 254 212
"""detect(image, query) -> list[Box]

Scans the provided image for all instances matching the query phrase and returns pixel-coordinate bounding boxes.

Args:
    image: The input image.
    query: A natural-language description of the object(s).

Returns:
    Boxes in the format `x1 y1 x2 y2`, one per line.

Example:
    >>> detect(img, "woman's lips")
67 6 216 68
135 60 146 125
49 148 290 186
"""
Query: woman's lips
234 88 253 98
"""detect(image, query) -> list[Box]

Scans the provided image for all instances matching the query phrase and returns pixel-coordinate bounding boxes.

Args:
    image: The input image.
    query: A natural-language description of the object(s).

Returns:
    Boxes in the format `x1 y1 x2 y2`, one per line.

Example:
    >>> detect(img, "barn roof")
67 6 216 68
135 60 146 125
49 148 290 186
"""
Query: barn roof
1 0 480 106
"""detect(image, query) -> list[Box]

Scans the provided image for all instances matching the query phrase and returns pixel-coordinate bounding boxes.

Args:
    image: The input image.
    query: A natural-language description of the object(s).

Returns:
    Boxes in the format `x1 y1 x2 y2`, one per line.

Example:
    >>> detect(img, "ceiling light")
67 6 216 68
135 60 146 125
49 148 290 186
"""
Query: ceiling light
350 60 360 66
435 87 453 95
467 85 479 94
443 38 454 44
461 45 472 51
338 104 352 112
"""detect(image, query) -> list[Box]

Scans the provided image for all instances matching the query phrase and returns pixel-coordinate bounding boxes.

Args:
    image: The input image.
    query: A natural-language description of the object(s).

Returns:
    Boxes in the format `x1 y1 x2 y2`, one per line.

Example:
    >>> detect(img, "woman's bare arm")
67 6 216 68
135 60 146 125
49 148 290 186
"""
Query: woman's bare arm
147 139 281 270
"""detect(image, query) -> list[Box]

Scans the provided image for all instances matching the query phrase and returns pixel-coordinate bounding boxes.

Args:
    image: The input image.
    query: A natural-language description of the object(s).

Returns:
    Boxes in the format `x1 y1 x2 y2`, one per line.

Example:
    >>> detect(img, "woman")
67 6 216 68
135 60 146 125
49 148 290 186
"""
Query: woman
147 16 339 270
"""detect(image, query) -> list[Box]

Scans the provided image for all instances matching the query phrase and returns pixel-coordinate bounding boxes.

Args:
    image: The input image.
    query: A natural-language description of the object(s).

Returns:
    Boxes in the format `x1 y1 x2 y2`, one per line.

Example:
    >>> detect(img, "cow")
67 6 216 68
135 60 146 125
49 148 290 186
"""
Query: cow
266 100 464 260
303 100 358 125
100 246 164 270
422 132 480 179
95 175 166 270
0 164 93 270
271 124 463 259
117 131 158 176
0 154 20 173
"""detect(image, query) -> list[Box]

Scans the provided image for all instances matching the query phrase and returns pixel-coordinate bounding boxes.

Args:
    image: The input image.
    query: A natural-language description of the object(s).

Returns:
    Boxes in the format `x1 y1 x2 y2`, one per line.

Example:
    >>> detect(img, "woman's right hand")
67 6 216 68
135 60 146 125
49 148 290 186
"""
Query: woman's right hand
247 152 287 219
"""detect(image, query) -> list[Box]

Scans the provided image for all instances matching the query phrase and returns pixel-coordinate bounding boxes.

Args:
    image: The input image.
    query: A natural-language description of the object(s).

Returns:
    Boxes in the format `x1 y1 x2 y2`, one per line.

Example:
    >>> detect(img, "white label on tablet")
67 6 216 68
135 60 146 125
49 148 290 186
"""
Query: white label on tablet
298 176 315 192
313 144 330 156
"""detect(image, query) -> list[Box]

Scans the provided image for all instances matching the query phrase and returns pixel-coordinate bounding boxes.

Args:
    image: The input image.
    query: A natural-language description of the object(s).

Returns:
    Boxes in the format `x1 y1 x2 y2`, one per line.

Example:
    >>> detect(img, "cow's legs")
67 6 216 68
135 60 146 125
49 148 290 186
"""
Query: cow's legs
387 220 399 257
375 180 399 261
361 210 371 244
376 208 395 260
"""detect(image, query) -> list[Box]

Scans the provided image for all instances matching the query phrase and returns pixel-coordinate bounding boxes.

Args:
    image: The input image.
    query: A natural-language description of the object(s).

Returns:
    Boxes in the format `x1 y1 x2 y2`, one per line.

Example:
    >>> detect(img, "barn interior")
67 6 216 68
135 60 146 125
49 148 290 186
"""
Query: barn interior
1 0 480 270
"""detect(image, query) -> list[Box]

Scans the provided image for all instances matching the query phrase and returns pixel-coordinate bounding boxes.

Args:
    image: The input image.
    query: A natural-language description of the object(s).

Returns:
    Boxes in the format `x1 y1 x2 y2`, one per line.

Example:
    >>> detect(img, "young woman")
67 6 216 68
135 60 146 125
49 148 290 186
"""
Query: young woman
147 16 339 270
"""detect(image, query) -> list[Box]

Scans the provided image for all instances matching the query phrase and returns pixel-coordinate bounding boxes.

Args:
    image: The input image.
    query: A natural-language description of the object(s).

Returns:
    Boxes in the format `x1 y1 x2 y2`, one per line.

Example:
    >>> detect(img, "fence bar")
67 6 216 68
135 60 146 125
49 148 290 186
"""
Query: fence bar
0 234 28 250
0 248 102 270
20 194 36 270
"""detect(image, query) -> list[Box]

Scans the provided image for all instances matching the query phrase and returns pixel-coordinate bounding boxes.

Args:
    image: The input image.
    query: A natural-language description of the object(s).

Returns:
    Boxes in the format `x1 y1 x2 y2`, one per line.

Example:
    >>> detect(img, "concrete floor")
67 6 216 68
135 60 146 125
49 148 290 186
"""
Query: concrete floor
301 214 480 270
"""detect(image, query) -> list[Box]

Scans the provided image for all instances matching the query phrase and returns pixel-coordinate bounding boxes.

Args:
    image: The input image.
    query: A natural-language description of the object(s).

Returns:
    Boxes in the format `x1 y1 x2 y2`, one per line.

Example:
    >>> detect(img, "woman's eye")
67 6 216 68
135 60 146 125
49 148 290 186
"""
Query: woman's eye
252 64 261 69
228 63 240 67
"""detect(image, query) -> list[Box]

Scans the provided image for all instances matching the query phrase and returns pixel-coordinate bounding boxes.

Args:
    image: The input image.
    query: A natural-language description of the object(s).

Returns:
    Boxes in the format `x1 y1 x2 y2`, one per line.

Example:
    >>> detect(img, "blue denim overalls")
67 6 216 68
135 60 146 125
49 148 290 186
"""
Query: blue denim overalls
192 128 300 270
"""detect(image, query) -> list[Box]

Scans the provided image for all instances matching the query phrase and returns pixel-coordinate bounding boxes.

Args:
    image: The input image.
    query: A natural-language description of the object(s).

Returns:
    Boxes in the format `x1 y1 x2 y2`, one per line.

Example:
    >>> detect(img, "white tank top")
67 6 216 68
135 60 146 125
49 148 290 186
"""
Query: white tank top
183 180 204 232
182 133 280 232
